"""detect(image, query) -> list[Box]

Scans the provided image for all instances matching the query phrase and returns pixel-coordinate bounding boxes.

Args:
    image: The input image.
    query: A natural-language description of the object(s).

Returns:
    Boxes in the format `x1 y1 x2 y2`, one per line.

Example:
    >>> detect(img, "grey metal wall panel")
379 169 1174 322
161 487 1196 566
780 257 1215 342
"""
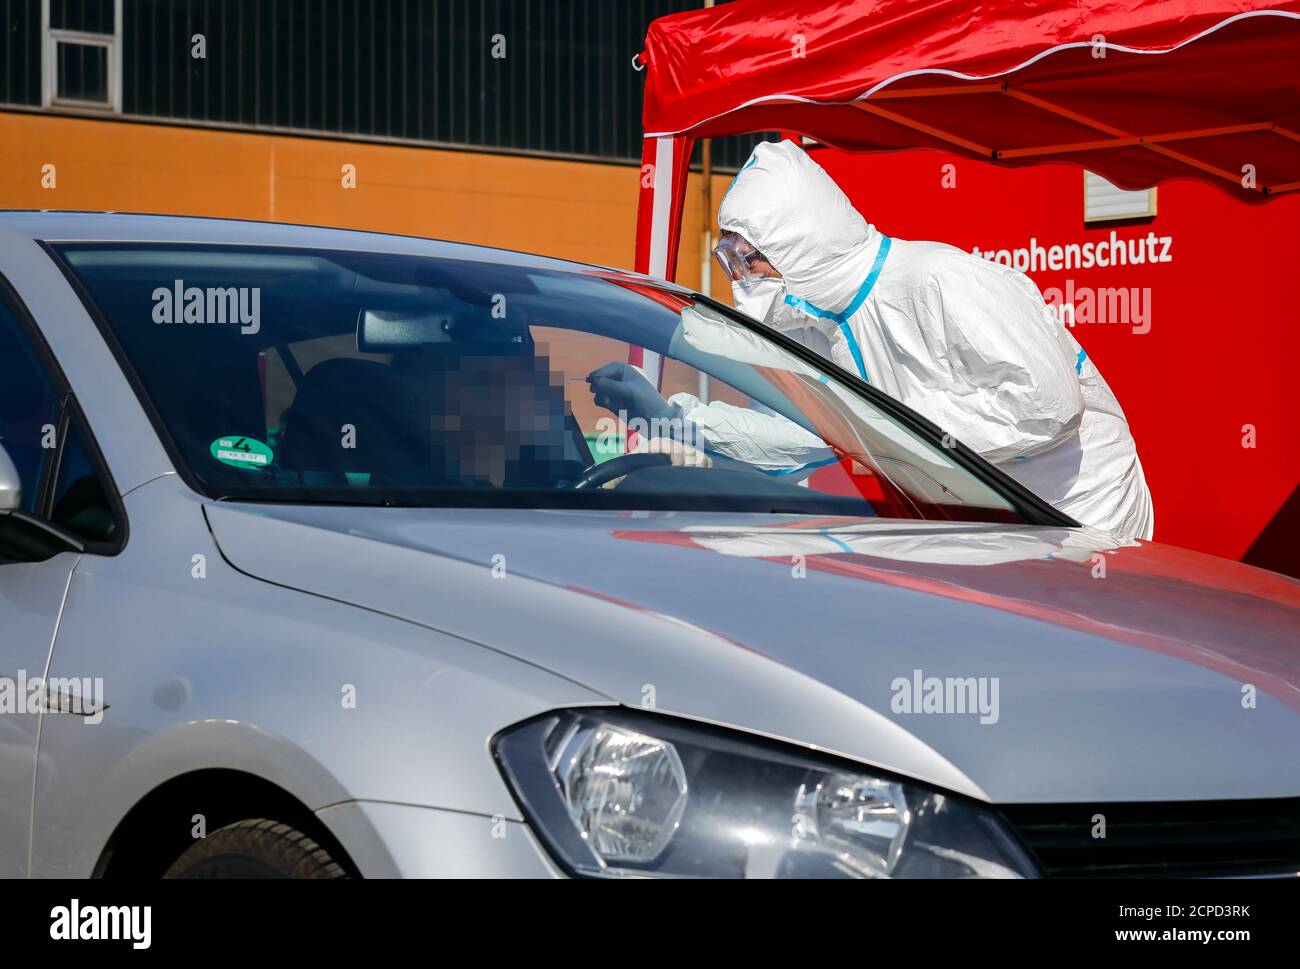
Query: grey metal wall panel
4 0 765 167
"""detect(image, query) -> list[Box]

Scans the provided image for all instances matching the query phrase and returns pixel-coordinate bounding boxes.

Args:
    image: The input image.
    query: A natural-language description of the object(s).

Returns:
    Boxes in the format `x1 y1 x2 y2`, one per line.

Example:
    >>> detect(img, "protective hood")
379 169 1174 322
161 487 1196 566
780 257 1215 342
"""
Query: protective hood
719 141 882 316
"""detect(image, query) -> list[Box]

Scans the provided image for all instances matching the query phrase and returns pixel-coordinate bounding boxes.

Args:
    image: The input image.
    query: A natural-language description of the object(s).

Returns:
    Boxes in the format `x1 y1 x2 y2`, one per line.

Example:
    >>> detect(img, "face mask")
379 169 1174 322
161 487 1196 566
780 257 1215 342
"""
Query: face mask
731 276 784 323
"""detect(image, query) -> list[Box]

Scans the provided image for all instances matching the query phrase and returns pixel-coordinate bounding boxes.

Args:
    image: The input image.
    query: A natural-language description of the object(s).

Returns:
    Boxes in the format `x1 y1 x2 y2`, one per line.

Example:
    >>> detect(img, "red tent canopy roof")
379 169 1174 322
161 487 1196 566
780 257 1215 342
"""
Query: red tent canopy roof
639 0 1300 200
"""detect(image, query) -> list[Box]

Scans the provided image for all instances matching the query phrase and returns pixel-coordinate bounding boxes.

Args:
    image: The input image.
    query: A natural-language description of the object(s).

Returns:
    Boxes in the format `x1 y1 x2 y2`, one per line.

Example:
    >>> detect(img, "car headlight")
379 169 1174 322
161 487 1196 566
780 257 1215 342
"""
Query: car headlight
494 709 1037 878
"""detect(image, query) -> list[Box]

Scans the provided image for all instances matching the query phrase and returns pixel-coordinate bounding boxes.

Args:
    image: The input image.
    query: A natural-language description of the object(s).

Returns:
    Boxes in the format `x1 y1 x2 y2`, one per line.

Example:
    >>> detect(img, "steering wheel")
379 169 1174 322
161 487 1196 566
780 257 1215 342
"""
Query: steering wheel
567 451 672 490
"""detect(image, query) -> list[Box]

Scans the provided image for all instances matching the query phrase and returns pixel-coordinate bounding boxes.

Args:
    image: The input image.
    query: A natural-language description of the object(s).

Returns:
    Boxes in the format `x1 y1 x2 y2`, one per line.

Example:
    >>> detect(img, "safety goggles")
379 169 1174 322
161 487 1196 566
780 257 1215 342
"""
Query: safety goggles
712 234 768 283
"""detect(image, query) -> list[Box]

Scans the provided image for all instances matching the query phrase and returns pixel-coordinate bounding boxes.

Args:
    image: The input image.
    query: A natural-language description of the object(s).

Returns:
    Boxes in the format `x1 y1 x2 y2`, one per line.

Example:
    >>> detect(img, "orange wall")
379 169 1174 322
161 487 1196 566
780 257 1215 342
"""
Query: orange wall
0 111 732 293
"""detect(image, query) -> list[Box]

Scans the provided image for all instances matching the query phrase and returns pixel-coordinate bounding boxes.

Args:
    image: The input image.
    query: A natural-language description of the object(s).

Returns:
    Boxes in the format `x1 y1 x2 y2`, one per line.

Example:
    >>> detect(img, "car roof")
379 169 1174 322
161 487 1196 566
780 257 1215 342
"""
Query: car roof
0 210 689 292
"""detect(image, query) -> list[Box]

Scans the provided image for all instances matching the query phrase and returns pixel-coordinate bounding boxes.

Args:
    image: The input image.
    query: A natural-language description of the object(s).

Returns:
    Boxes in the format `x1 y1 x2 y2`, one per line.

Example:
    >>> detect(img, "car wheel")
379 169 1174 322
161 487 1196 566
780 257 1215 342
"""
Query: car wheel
163 818 350 879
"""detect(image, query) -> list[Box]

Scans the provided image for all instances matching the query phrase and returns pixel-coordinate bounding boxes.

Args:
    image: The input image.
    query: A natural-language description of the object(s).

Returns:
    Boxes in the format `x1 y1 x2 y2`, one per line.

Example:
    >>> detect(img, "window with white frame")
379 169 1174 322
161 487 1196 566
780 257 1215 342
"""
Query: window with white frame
1084 171 1157 223
43 0 121 112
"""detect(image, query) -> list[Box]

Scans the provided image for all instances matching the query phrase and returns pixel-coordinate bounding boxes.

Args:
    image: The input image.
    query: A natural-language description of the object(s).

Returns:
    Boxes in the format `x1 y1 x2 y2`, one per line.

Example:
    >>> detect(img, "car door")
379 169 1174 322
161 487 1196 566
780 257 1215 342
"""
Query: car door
0 283 82 876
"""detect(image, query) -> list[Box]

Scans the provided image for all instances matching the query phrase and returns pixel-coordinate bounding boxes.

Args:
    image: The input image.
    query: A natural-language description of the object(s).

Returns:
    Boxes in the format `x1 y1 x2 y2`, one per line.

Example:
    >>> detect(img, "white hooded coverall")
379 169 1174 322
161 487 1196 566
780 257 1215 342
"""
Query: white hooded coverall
667 141 1154 541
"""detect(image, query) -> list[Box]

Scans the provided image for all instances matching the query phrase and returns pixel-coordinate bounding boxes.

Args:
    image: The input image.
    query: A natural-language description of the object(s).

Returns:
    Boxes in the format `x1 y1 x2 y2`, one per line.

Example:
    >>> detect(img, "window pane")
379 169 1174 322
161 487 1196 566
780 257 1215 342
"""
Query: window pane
0 298 61 515
50 0 115 35
54 243 1024 522
0 0 42 107
56 41 109 103
50 418 117 543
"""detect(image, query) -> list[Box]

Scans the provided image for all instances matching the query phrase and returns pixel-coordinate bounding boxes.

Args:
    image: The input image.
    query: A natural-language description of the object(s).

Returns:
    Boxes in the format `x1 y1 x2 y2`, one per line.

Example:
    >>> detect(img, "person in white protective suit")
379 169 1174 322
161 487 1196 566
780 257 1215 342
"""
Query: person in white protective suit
676 140 1154 541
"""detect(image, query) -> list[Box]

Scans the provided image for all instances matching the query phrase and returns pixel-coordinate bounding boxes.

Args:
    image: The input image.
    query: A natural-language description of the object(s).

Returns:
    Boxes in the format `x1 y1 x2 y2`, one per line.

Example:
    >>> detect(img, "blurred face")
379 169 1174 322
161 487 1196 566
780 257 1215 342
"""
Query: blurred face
428 349 570 487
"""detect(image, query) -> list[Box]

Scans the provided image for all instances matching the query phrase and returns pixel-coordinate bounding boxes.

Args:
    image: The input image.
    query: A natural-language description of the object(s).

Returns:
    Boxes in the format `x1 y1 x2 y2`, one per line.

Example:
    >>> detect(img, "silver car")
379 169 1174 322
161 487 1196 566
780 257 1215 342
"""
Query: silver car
1 211 1297 879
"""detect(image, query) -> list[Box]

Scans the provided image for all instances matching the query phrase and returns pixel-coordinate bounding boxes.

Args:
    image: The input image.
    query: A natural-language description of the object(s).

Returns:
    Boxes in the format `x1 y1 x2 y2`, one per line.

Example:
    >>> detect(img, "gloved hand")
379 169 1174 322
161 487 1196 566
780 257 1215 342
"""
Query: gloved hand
587 362 673 423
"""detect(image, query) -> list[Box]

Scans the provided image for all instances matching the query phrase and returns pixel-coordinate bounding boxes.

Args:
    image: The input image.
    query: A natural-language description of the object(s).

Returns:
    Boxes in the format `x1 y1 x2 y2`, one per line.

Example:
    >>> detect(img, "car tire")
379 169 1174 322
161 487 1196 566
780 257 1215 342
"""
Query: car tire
163 818 350 879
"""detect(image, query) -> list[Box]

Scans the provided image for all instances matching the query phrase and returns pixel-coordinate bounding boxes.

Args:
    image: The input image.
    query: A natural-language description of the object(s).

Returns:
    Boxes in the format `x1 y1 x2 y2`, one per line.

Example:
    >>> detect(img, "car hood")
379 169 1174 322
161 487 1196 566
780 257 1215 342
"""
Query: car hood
206 504 1300 804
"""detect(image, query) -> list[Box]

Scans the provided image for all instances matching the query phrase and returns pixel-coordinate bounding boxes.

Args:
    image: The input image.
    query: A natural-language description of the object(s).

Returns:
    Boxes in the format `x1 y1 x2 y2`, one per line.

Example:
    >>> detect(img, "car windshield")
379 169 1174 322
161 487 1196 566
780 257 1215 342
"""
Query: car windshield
54 242 1031 521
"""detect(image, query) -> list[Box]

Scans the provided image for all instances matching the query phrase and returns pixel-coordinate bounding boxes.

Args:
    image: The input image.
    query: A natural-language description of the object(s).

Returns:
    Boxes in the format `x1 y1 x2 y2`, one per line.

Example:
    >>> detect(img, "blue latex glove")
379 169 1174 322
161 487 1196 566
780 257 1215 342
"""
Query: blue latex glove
587 362 674 423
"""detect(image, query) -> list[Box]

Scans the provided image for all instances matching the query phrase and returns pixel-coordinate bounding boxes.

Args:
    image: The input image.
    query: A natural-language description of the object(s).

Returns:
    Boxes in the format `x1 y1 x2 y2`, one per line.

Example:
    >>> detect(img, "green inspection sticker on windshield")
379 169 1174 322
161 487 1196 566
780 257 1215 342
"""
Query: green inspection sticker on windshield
210 435 274 470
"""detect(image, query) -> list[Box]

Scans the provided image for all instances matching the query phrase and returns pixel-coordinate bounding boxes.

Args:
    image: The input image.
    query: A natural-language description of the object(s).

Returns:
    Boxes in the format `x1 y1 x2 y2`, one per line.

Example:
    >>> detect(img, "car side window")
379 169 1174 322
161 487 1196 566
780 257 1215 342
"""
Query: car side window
49 415 118 543
0 295 62 514
0 284 121 548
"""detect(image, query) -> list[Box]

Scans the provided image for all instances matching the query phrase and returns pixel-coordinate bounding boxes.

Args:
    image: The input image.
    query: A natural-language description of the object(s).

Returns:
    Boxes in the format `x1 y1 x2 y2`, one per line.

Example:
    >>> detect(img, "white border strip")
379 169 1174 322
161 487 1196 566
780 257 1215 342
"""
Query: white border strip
645 9 1300 138
647 136 676 279
639 135 676 385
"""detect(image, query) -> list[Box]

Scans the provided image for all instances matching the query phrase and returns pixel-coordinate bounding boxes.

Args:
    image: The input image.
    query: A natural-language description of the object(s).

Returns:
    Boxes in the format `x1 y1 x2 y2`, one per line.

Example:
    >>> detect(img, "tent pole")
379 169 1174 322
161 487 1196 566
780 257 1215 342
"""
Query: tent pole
699 136 713 404
697 0 714 405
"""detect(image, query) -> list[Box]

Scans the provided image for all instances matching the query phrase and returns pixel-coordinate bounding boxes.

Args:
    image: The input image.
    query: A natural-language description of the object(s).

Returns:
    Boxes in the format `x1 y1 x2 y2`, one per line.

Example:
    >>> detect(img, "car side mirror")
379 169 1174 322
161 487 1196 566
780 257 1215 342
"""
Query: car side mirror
0 442 20 511
0 441 84 562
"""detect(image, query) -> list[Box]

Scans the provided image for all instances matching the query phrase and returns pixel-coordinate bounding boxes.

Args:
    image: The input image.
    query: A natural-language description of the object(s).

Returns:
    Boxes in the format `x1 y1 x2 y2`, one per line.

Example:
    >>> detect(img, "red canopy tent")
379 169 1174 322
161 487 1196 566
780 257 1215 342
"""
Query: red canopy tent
632 0 1300 303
